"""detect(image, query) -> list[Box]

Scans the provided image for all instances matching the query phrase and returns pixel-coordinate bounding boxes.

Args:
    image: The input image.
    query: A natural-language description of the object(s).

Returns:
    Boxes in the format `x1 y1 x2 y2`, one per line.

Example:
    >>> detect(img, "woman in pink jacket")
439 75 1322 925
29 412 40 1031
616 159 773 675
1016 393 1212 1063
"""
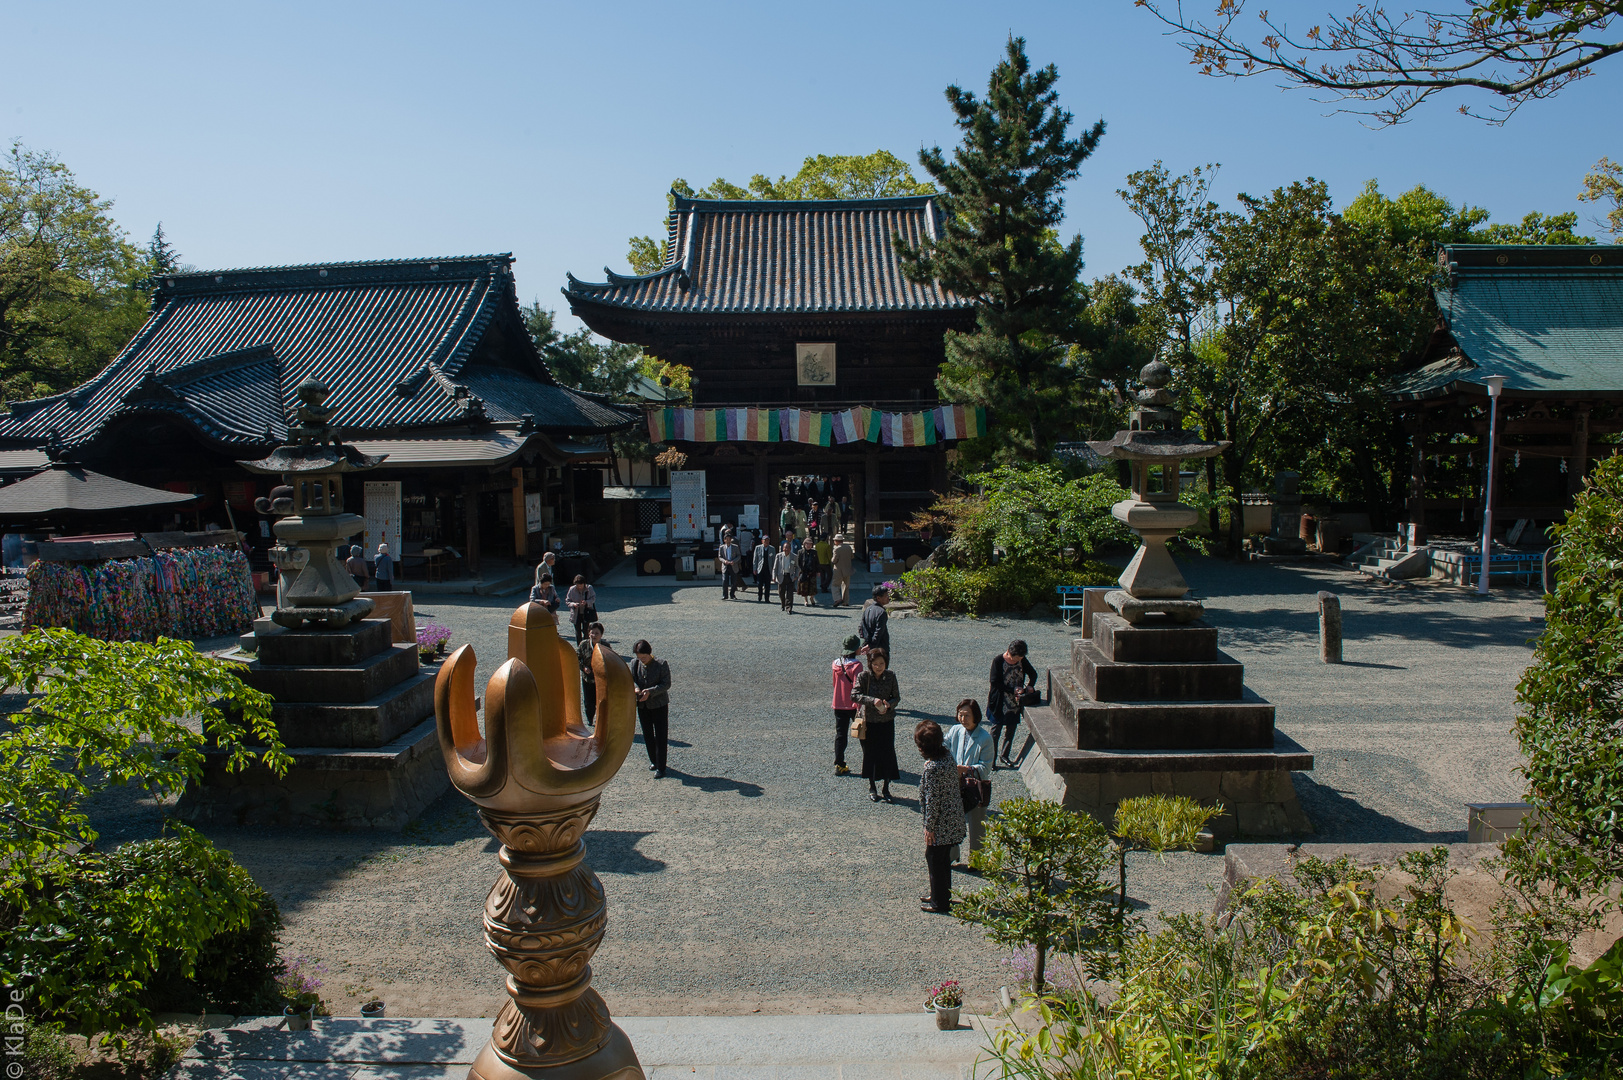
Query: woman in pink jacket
831 634 864 776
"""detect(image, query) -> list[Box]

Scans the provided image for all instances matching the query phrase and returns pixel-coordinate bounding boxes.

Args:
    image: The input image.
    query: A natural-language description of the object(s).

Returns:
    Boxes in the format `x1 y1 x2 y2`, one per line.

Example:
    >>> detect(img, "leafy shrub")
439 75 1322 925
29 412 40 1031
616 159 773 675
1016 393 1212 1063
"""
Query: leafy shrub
901 561 1118 616
144 878 284 1016
15 1018 76 1080
910 462 1131 569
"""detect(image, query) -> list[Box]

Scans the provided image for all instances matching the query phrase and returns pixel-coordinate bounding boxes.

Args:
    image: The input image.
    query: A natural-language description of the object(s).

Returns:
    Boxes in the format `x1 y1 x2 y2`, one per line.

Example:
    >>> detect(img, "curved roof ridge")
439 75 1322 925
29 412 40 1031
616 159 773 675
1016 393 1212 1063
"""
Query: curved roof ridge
672 193 937 213
571 262 688 291
163 253 515 279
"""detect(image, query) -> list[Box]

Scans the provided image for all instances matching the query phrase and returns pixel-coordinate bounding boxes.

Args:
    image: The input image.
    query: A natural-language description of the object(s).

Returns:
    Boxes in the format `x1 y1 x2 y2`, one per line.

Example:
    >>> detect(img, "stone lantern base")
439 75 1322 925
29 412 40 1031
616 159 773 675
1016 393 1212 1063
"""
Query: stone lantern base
179 618 447 829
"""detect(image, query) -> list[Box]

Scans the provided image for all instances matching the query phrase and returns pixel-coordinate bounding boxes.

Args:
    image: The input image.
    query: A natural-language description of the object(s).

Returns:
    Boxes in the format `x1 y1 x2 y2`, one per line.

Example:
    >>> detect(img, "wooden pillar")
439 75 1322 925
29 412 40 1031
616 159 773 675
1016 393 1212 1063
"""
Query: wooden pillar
464 479 481 577
1570 403 1591 498
511 466 527 561
1405 411 1428 545
864 449 881 556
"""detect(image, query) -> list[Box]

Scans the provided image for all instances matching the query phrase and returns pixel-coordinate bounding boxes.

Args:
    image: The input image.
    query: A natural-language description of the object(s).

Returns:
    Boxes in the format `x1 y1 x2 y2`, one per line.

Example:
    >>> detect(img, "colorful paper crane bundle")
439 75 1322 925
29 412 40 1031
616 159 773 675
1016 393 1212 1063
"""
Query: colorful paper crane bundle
23 547 257 642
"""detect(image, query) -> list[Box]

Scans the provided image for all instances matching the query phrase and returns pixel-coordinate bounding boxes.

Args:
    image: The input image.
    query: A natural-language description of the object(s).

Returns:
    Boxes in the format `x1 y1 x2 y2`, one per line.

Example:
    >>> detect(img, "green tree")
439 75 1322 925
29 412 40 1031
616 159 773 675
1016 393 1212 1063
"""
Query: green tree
146 222 182 277
1477 209 1596 244
1512 454 1623 901
0 143 151 402
625 150 935 274
954 797 1114 991
897 36 1106 462
1579 156 1623 237
0 630 289 1032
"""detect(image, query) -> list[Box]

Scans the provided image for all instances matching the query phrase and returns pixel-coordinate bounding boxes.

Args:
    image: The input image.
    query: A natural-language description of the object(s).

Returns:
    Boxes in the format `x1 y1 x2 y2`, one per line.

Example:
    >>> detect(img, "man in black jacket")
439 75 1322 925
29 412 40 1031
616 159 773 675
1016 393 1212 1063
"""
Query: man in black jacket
859 586 891 657
987 639 1039 767
752 531 775 601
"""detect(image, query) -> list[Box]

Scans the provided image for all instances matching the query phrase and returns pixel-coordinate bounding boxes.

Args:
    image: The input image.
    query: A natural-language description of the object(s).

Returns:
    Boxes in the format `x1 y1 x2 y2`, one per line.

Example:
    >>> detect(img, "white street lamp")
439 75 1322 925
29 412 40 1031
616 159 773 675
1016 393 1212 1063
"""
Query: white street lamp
1478 375 1507 595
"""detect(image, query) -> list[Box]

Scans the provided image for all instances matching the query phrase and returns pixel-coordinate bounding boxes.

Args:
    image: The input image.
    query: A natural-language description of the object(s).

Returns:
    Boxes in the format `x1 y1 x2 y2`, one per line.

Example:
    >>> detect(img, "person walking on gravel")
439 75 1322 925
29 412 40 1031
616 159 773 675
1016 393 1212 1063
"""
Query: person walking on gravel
859 586 891 657
854 647 900 803
753 531 775 602
717 531 742 601
831 634 864 776
987 639 1039 768
830 534 854 607
915 719 966 914
797 541 820 608
773 540 798 612
577 621 606 727
630 639 670 777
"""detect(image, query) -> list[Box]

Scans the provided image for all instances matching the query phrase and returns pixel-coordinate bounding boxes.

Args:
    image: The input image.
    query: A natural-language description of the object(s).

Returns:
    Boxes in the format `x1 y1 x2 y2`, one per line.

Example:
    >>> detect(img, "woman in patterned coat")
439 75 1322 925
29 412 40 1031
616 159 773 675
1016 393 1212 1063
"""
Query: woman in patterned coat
915 719 966 914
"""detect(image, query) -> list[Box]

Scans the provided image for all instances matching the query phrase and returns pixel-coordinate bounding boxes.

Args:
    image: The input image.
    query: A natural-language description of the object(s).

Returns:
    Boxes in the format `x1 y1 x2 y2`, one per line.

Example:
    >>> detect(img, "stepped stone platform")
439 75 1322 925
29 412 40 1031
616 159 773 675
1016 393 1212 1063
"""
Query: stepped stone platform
167 1014 994 1080
178 618 447 830
1027 610 1313 839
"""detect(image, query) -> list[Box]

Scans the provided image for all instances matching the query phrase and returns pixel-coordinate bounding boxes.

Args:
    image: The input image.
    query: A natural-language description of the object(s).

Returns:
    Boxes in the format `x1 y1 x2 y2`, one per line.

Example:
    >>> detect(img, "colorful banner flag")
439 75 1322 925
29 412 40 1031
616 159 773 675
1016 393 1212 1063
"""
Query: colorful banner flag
880 410 937 447
779 408 832 446
647 407 674 441
832 406 881 444
934 404 987 440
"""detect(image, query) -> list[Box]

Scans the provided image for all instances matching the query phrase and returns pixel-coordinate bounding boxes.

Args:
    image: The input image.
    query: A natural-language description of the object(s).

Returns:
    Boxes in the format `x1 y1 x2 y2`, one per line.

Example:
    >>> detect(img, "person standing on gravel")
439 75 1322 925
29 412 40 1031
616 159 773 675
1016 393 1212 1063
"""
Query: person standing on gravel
630 639 670 777
859 586 891 657
530 569 561 615
987 640 1039 768
797 541 820 608
578 621 606 726
773 541 798 612
945 699 994 864
832 634 864 776
915 719 966 914
717 531 742 601
854 647 900 803
346 545 368 590
565 575 598 645
815 534 833 595
753 532 775 602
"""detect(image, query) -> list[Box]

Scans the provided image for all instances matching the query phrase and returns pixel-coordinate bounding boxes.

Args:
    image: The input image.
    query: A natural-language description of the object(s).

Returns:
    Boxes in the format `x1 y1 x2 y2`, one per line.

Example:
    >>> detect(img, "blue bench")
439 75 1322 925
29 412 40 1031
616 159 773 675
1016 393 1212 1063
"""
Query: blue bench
1458 551 1541 587
1056 585 1091 626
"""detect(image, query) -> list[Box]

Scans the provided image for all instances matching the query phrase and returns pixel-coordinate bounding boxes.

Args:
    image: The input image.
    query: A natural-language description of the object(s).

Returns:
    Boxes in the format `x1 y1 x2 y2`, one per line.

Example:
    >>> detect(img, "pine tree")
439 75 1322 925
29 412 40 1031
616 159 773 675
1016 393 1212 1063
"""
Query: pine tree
147 223 181 277
898 37 1105 462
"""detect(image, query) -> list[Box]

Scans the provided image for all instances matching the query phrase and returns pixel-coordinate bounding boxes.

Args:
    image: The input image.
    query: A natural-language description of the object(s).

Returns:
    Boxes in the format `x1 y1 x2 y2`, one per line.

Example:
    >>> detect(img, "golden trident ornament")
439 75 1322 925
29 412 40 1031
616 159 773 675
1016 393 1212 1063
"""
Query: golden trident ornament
435 602 644 1080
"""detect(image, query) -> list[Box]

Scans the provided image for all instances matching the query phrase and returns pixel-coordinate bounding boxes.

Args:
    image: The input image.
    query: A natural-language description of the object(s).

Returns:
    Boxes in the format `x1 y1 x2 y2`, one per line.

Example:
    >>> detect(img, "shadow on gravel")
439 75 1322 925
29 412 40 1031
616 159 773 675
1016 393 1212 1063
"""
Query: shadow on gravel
589 830 666 874
664 769 764 798
1292 774 1468 845
1214 604 1536 652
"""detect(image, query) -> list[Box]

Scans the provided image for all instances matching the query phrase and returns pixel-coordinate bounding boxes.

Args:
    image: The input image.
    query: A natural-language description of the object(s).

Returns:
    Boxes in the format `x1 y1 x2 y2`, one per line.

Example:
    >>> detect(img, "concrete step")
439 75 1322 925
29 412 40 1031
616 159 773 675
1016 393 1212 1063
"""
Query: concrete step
169 1014 997 1080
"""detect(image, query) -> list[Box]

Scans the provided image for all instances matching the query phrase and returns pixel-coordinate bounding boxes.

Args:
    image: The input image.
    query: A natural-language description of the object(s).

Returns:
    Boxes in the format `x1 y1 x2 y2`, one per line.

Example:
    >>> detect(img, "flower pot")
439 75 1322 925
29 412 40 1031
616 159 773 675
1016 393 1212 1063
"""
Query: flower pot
934 1005 961 1030
283 1005 312 1031
361 1000 386 1020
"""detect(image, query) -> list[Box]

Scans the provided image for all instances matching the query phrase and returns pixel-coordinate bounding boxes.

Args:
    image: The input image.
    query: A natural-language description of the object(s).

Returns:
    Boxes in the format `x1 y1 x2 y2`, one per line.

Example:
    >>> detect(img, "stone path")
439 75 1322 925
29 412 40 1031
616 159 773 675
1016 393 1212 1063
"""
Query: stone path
170 1014 995 1080
94 556 1544 1019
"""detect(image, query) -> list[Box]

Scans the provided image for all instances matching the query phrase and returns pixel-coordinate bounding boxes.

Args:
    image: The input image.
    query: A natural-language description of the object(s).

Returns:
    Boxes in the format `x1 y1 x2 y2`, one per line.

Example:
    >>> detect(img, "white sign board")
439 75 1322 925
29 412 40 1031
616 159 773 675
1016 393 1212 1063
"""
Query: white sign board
670 470 706 539
741 504 760 529
525 492 543 533
363 481 402 557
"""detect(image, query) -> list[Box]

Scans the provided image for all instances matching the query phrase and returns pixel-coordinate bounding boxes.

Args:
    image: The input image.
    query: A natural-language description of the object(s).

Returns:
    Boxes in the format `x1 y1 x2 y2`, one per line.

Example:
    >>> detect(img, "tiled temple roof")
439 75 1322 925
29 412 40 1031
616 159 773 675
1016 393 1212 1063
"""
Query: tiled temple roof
564 194 971 317
1388 244 1623 401
0 255 637 453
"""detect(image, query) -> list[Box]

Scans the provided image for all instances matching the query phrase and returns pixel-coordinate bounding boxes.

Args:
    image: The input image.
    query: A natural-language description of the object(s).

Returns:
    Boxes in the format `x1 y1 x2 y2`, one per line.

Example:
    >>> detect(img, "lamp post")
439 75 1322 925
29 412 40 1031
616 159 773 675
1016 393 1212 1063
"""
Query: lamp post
1478 375 1506 595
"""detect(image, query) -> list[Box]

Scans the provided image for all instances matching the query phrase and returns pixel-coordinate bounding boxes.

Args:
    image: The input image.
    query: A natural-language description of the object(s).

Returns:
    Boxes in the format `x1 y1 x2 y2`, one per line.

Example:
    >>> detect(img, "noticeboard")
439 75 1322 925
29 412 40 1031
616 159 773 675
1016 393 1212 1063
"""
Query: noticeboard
670 470 706 539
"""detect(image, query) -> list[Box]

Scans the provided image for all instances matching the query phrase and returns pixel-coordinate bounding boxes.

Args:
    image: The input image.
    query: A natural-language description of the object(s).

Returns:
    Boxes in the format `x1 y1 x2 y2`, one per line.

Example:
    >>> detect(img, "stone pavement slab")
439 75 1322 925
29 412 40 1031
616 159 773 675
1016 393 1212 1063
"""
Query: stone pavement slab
169 1014 997 1080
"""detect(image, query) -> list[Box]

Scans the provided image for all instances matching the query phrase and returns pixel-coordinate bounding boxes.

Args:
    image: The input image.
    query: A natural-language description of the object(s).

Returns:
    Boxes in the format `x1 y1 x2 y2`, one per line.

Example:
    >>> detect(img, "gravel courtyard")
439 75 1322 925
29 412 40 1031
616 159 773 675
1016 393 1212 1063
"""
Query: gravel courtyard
110 558 1545 1018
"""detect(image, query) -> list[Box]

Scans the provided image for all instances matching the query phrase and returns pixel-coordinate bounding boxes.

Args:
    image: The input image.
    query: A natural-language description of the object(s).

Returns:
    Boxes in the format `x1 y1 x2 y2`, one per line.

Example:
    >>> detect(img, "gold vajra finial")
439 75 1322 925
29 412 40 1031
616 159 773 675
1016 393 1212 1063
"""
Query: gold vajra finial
434 601 644 1080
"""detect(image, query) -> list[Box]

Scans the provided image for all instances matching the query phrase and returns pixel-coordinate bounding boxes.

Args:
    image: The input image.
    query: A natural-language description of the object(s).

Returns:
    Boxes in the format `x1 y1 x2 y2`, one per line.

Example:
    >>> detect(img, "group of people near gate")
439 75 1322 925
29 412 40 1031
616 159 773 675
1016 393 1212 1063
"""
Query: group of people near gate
712 516 857 611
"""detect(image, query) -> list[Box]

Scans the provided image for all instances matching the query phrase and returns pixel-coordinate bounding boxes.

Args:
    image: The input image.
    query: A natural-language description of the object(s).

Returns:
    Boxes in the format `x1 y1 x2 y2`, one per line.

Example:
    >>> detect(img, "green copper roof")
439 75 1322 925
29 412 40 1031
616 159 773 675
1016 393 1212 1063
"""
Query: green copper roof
1387 245 1623 400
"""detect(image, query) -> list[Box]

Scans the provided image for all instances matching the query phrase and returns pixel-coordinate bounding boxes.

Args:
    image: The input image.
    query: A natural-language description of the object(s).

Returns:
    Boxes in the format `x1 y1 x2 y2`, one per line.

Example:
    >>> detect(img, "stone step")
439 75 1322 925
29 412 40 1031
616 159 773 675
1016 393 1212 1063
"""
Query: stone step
1087 613 1217 663
1074 640 1243 702
242 643 420 704
168 1014 992 1080
1051 671 1275 750
256 670 437 748
254 618 393 667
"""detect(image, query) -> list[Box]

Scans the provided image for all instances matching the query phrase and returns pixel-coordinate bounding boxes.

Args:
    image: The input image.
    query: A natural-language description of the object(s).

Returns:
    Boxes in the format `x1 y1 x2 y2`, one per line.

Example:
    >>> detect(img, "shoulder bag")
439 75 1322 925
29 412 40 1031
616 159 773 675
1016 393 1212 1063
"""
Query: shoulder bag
849 715 868 740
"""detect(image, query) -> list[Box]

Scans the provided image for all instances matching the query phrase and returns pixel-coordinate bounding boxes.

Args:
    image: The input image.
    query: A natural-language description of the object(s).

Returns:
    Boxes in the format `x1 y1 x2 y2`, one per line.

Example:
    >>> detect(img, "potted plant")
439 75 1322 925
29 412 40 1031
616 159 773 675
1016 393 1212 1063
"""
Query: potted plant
925 980 963 1030
361 999 386 1020
416 622 452 663
277 956 326 1032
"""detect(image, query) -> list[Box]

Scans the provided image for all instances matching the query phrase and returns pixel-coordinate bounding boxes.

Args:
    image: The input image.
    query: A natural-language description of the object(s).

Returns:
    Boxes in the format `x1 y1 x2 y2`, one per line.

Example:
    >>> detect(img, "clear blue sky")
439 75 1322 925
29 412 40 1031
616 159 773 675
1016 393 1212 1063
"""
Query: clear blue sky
5 1 1617 332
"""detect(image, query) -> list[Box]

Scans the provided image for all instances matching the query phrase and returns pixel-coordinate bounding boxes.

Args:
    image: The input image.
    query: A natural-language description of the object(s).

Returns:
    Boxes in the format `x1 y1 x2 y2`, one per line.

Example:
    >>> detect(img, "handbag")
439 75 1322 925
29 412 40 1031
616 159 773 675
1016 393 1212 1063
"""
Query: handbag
849 715 868 740
961 775 991 811
1016 686 1042 707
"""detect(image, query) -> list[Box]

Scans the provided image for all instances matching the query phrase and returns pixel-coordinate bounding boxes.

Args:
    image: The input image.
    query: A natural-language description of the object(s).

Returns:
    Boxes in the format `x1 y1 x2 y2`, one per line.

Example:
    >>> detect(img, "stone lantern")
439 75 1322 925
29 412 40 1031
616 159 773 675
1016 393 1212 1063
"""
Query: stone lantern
239 377 384 629
1087 359 1228 623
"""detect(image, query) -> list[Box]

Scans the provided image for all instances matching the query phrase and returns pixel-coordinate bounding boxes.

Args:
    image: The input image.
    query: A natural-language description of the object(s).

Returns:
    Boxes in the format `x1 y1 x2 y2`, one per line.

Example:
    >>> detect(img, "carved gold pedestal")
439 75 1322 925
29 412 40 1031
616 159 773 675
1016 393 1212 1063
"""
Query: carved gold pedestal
435 602 644 1080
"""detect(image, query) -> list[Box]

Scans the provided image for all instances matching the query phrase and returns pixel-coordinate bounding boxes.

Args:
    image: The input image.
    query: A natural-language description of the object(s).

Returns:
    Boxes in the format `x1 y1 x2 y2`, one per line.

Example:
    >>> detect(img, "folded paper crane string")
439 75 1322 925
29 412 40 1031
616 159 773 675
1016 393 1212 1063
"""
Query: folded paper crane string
433 601 643 1080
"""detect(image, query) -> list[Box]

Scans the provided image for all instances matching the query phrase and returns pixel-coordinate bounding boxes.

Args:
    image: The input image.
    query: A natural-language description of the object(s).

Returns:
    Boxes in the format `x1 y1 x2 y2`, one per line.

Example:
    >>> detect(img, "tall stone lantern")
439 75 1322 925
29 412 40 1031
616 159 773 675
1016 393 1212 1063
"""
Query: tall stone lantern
1088 359 1228 624
239 377 383 629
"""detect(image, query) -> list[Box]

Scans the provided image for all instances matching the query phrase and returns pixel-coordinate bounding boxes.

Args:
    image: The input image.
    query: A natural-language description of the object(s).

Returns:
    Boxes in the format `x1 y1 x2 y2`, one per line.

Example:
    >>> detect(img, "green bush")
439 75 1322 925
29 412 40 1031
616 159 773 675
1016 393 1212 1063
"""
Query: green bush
144 878 285 1016
14 1018 76 1080
900 560 1118 616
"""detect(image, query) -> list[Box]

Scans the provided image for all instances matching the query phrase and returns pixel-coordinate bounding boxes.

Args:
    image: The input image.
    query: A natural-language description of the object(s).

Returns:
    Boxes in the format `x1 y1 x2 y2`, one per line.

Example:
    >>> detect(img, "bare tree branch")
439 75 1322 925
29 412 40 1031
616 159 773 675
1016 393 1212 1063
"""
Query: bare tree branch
1134 0 1623 123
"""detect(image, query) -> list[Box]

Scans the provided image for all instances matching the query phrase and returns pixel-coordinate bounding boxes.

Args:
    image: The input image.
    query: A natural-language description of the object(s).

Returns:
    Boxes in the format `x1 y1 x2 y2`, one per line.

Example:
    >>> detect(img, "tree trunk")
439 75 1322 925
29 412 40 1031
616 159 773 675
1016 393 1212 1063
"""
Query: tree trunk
1205 457 1220 539
1033 937 1047 994
1224 447 1246 557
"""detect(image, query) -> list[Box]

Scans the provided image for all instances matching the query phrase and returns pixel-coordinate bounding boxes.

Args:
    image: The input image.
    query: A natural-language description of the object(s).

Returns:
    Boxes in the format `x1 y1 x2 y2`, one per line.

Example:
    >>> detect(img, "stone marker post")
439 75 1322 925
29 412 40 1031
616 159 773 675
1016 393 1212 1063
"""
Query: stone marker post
435 602 643 1080
1317 591 1342 664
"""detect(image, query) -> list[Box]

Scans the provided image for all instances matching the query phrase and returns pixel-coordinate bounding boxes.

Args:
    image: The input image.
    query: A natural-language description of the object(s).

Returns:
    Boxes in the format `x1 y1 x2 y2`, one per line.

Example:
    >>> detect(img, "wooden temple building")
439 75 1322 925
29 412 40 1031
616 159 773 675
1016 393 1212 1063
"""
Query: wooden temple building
565 194 981 554
1387 244 1623 544
0 255 638 576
